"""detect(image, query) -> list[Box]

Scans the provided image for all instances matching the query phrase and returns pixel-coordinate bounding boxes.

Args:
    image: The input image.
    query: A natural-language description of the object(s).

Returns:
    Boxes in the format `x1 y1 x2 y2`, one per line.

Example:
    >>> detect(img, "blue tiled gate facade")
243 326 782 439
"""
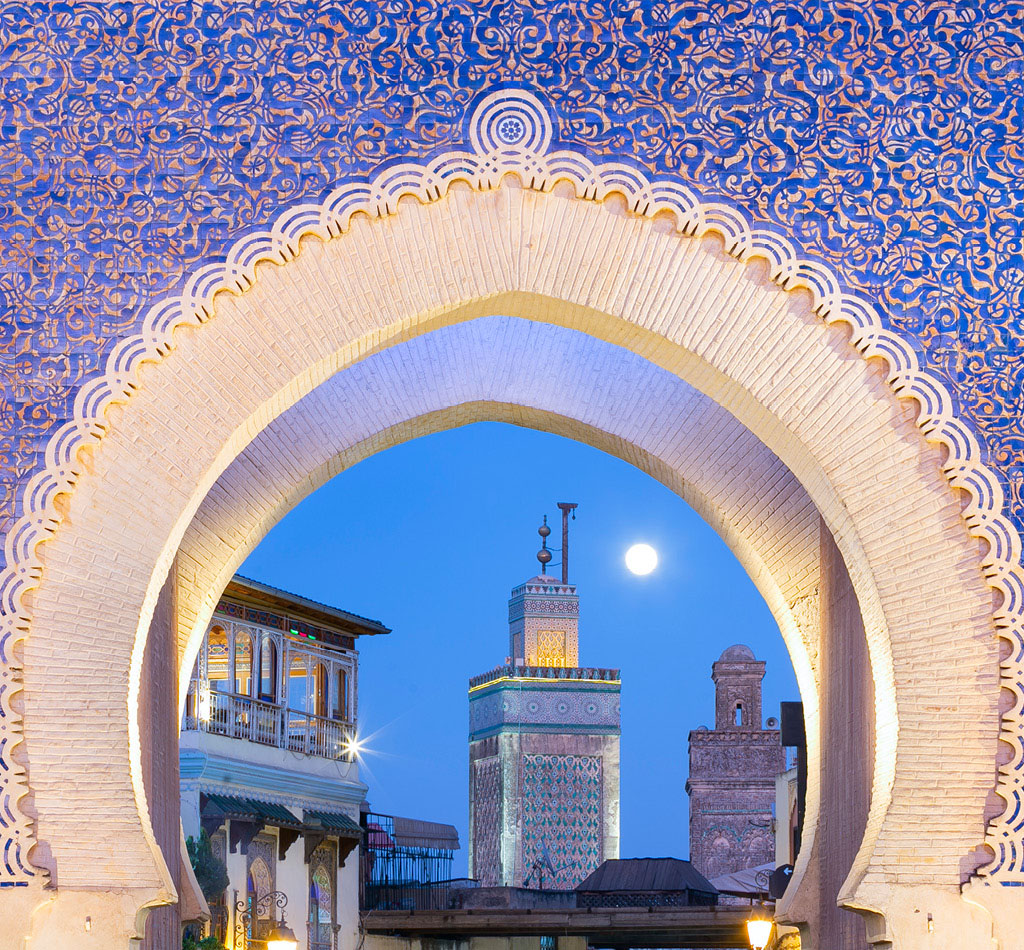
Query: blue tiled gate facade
2 0 1023 895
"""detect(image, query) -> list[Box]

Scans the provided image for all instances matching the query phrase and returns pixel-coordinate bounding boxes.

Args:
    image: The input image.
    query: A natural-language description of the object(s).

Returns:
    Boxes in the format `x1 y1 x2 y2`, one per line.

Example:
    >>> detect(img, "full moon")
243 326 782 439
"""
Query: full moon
625 543 658 576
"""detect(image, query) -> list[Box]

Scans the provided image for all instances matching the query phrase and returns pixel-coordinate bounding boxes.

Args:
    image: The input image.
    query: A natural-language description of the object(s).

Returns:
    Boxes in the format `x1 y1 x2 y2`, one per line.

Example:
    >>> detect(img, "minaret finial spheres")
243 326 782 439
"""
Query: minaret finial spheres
537 515 552 573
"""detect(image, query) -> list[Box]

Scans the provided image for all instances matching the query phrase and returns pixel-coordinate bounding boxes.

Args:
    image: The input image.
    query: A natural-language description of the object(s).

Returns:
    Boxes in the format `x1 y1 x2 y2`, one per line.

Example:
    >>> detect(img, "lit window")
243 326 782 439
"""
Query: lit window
334 669 349 721
234 631 253 696
289 655 308 711
536 630 567 667
313 663 329 718
207 627 229 693
259 636 277 701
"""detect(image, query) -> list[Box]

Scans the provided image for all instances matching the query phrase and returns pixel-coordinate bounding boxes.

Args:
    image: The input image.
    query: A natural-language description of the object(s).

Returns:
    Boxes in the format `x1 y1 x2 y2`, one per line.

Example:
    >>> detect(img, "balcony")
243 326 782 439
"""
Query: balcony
184 690 356 762
469 664 621 690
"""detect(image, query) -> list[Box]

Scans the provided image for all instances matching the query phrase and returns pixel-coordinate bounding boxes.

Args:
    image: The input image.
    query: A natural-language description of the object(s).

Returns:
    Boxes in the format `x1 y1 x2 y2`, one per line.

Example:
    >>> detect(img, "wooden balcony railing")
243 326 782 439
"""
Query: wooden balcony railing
183 690 356 763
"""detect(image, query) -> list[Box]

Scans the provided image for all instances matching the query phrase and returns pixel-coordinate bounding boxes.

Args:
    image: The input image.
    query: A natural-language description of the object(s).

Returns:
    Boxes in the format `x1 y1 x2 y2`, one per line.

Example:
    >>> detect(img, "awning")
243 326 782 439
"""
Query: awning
391 816 460 851
304 809 363 837
709 862 774 896
200 794 364 865
303 809 363 867
201 793 304 830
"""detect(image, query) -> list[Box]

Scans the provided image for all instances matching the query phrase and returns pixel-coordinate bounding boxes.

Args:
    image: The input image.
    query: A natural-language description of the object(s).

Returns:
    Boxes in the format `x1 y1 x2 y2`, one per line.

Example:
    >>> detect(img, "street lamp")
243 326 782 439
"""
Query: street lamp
265 918 298 950
746 907 773 950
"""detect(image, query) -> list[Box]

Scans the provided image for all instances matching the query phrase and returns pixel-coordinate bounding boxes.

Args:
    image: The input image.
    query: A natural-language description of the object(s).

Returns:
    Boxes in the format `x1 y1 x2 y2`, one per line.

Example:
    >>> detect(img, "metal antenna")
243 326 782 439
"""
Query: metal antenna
557 502 578 584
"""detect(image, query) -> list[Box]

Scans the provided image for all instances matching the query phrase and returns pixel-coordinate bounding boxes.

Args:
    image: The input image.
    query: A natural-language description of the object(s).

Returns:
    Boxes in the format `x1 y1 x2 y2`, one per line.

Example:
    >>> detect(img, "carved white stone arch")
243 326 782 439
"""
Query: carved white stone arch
0 91 1018 947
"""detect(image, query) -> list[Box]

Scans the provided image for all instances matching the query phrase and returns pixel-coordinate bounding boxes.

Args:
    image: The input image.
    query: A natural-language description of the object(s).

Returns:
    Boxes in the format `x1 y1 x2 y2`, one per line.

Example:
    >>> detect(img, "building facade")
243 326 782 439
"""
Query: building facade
181 576 389 950
686 645 786 880
468 519 620 890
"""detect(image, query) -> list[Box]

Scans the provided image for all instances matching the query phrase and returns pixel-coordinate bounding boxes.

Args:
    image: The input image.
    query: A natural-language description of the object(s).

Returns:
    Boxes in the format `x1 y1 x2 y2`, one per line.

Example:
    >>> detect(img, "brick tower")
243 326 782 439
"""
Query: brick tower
468 509 620 889
686 644 785 879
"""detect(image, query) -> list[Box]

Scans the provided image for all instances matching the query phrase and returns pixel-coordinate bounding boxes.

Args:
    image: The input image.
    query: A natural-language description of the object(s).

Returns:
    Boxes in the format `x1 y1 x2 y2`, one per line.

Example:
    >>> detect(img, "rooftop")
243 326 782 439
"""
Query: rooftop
577 859 718 895
227 574 390 637
510 575 578 596
717 644 756 662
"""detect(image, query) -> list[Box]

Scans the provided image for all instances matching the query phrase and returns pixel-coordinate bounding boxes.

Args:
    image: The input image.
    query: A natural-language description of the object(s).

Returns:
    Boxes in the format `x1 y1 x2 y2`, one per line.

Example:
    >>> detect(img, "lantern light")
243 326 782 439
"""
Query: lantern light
266 919 298 950
746 912 774 950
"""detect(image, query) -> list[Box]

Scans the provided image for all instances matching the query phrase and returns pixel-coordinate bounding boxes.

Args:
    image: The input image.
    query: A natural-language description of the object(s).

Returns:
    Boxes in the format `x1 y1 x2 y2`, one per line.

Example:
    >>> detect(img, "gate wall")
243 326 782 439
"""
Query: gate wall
1 6 1023 947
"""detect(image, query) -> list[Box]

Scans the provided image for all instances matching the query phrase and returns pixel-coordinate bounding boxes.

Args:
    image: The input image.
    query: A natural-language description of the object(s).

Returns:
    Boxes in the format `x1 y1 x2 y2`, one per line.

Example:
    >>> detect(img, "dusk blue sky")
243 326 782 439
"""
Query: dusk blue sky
241 422 798 875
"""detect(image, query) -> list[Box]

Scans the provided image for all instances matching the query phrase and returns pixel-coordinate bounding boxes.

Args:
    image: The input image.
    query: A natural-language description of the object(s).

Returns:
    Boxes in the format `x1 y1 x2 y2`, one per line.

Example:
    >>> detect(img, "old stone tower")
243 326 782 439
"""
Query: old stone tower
468 511 620 889
686 644 785 880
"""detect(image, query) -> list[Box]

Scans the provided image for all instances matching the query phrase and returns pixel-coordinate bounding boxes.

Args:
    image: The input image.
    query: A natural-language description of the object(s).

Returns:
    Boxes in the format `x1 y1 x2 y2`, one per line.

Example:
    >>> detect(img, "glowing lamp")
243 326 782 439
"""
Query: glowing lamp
266 920 298 950
343 734 367 759
746 913 774 950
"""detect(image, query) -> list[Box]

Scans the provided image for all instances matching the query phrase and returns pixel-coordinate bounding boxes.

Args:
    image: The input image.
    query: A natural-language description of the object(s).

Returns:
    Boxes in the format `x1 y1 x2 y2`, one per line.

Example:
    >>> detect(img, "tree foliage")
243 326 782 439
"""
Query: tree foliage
186 829 229 905
183 935 223 950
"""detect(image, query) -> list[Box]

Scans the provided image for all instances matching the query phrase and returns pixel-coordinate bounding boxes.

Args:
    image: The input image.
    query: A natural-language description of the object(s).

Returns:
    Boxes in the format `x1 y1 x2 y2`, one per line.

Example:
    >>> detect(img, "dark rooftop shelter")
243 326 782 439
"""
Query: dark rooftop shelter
576 858 719 908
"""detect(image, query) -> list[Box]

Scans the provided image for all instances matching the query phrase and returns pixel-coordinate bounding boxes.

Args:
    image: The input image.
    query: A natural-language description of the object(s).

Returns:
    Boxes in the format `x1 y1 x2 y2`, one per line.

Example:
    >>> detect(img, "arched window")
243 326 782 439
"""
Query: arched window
308 842 336 950
734 703 743 727
247 855 273 921
259 636 278 701
334 668 349 721
309 863 334 946
288 655 308 712
207 627 230 693
313 662 329 718
234 630 253 696
245 871 257 935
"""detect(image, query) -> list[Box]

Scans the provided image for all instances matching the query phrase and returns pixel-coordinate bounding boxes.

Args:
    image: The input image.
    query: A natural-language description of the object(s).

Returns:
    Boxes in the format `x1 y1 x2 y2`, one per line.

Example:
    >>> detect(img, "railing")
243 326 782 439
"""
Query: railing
184 690 355 762
285 708 352 759
469 665 621 690
362 880 462 912
308 919 336 950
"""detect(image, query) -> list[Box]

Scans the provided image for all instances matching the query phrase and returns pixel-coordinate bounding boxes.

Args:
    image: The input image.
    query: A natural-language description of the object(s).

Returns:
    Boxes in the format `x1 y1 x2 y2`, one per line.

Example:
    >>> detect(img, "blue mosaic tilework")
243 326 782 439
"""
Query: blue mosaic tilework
521 753 603 888
1 0 1023 554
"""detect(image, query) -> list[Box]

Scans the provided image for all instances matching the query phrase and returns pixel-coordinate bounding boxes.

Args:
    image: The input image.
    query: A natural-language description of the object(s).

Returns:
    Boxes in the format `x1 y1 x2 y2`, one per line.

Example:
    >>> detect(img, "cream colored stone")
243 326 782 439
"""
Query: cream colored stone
12 181 1007 944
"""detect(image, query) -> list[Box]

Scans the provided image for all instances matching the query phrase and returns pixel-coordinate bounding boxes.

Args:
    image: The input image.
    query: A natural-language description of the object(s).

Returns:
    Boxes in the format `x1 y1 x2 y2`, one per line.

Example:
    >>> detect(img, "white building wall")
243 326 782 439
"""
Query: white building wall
337 846 361 950
181 730 367 946
277 835 310 950
181 785 202 842
776 766 799 867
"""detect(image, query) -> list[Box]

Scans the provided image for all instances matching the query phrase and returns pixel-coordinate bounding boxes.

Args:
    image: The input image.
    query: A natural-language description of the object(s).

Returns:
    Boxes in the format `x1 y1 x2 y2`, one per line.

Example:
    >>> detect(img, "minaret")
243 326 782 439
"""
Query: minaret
686 645 785 879
468 507 621 889
508 516 580 668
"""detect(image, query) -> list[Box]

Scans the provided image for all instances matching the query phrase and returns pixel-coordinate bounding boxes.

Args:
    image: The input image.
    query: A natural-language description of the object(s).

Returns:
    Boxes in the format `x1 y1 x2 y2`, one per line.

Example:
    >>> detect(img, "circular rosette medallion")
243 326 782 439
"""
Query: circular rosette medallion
470 90 553 156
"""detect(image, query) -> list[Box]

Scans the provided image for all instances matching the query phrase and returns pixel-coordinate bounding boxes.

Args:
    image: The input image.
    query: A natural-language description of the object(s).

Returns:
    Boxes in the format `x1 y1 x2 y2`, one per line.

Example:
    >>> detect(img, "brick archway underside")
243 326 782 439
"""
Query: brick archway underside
19 182 997 935
174 316 827 918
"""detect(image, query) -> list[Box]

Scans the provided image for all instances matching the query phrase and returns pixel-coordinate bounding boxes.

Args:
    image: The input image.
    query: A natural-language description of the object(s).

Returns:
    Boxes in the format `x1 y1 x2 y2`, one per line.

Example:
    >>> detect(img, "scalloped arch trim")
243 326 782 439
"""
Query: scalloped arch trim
1 88 1022 885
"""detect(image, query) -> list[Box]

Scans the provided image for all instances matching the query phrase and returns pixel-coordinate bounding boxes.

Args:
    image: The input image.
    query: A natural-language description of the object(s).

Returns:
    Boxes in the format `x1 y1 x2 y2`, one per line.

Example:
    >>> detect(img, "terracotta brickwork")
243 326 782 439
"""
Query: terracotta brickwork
687 646 786 880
